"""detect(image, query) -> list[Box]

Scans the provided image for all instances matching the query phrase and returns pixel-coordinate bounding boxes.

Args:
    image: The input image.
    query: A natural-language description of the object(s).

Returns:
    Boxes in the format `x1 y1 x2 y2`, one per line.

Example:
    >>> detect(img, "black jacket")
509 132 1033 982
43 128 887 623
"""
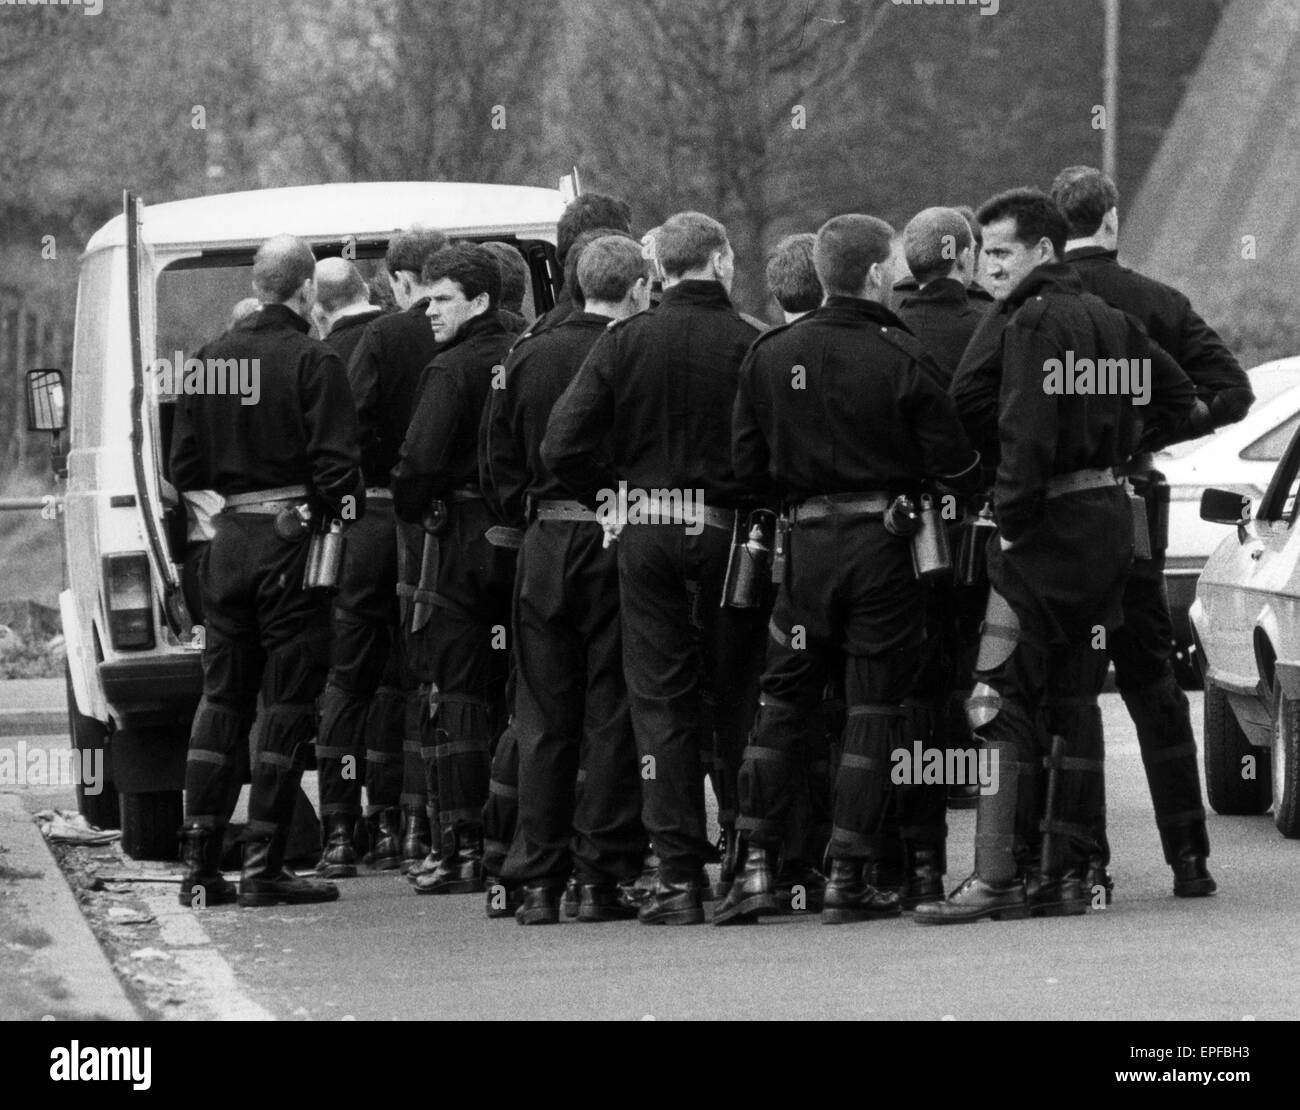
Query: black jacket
1065 246 1253 434
542 280 761 508
323 306 384 369
170 303 363 517
992 264 1195 542
732 296 979 503
346 298 441 489
895 278 992 387
483 311 612 525
393 311 514 521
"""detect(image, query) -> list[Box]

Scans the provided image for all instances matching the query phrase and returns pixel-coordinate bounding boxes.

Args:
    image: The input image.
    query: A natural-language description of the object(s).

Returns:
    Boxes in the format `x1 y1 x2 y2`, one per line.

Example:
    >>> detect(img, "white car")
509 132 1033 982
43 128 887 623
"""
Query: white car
25 181 566 858
1157 358 1300 684
1190 422 1300 839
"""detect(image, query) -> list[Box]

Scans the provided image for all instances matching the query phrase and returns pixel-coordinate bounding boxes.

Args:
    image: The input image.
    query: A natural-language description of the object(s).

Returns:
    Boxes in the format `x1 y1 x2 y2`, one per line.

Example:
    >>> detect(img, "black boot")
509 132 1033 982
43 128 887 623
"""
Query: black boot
238 829 340 906
399 805 432 876
713 825 740 899
178 823 237 908
361 807 402 871
315 814 358 879
913 873 1028 924
1166 821 1216 897
1027 864 1090 917
712 844 778 926
561 874 580 918
485 878 521 918
900 842 945 911
515 883 561 926
577 881 641 922
412 827 484 894
637 870 707 926
821 859 901 924
774 859 827 914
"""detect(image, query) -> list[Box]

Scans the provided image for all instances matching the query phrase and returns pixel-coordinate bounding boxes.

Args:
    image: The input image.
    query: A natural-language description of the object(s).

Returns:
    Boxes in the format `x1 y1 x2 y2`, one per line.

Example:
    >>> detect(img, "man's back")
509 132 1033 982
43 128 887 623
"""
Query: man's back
324 306 384 368
896 277 991 386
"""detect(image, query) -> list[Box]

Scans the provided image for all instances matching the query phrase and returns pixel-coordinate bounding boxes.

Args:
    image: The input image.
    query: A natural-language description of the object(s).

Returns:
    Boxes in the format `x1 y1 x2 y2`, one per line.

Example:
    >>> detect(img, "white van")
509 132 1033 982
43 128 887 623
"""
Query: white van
26 182 565 858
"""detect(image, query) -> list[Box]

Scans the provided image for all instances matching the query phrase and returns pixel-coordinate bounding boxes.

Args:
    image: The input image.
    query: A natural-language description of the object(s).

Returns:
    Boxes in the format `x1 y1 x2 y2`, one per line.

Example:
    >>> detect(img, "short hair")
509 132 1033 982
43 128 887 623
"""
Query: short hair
765 234 821 313
1051 165 1120 238
314 257 369 315
654 211 730 280
577 235 648 303
252 235 317 302
564 226 639 306
556 192 633 265
976 188 1069 259
385 228 449 277
421 242 501 307
953 205 982 251
228 297 261 330
903 207 973 287
813 215 894 297
481 241 529 313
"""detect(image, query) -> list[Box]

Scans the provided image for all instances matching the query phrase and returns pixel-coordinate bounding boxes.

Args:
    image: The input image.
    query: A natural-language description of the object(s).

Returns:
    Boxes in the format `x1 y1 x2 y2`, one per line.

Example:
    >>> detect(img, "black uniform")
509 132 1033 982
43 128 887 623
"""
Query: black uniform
393 310 516 882
729 297 980 916
895 278 992 386
170 303 363 853
1066 245 1252 882
310 304 403 862
346 299 442 841
484 312 644 893
543 280 767 897
917 264 1196 923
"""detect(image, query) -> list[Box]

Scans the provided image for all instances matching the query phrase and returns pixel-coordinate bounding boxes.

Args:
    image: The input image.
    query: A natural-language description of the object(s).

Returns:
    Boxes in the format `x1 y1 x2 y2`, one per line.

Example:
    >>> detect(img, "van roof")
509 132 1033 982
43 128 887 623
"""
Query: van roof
84 182 565 254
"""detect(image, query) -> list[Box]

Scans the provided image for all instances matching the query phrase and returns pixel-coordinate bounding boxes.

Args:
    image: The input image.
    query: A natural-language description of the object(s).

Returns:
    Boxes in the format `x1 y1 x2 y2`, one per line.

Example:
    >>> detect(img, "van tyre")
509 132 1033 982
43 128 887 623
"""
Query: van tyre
120 790 183 860
1270 689 1300 838
65 664 119 829
1204 679 1270 816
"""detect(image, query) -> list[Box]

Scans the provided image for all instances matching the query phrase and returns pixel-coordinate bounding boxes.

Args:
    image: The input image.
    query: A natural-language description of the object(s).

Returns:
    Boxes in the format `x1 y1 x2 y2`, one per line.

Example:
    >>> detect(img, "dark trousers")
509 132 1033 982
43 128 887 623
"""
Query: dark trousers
738 515 922 861
618 520 766 881
184 514 330 837
1107 537 1209 863
503 520 643 887
415 500 515 834
315 498 403 817
395 519 431 815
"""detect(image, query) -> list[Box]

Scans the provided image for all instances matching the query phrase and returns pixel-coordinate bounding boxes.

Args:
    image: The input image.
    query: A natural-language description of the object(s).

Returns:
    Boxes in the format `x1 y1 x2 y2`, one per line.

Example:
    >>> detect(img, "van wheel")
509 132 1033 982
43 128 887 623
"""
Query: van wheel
1271 690 1300 838
1204 679 1270 815
119 790 183 860
65 664 119 829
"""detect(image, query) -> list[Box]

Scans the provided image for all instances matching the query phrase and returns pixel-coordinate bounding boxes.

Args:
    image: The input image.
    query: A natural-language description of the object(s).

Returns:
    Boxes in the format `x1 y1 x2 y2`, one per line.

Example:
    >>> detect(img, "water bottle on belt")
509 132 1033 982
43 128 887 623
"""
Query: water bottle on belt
304 519 346 591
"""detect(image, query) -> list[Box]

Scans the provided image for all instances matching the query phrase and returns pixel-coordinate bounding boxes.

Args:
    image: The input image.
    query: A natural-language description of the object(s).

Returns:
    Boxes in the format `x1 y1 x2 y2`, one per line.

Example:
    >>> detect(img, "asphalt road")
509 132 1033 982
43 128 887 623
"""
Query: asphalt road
7 690 1299 1021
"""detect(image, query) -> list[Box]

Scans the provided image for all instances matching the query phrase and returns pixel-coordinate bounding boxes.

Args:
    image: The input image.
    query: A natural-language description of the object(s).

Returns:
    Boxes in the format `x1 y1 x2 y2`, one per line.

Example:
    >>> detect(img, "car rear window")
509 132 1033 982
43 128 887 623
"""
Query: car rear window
1162 362 1300 461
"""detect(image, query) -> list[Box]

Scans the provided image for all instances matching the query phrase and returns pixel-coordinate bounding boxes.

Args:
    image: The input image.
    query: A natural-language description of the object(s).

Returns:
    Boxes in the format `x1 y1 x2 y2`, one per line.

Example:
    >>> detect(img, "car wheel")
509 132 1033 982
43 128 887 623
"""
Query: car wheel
1271 689 1300 838
65 664 120 830
1204 679 1270 815
119 790 183 861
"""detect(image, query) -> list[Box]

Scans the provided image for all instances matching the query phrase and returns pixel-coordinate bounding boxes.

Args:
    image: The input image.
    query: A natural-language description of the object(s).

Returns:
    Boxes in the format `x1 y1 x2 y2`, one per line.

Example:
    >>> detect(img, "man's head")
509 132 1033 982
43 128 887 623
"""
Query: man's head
252 235 317 316
655 211 734 291
1051 165 1120 248
311 257 370 333
561 227 639 309
421 243 500 343
975 188 1069 302
903 207 975 289
481 241 530 316
576 234 652 320
813 214 895 302
385 228 450 308
765 233 821 320
556 192 634 267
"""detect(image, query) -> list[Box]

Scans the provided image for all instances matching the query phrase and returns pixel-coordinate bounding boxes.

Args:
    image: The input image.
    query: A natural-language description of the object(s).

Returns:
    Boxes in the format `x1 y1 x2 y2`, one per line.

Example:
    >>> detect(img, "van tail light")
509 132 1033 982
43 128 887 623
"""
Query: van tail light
103 553 155 650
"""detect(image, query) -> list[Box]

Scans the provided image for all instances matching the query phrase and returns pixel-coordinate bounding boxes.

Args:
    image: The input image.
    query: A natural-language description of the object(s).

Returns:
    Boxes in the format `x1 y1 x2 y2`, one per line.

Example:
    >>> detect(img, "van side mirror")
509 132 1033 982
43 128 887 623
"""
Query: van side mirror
1199 487 1252 526
26 369 66 432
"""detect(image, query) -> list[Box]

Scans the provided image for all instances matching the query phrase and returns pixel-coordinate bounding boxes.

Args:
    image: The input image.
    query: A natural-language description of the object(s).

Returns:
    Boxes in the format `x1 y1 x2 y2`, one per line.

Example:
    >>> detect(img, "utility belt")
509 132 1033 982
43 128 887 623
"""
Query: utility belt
220 484 311 515
1044 467 1117 500
640 494 736 533
788 491 889 524
365 486 393 501
530 498 599 524
1042 465 1159 559
421 488 522 549
218 485 347 591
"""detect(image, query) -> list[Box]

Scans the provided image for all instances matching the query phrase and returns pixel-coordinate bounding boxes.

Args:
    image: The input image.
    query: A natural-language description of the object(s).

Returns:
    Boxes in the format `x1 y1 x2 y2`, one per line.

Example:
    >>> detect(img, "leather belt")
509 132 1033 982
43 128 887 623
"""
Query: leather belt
221 484 309 515
1045 467 1118 499
791 492 889 523
638 497 734 532
448 488 483 504
366 487 393 500
534 499 598 523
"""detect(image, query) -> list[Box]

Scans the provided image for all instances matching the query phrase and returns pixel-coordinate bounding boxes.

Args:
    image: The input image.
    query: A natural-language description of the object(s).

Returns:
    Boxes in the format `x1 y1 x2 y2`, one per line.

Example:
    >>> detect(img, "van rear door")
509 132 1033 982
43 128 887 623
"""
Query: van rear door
125 190 193 640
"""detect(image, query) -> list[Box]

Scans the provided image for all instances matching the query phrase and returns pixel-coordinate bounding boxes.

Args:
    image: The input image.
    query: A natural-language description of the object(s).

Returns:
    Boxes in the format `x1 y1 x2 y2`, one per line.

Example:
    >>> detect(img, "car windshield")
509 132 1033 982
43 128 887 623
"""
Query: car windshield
1161 361 1300 460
